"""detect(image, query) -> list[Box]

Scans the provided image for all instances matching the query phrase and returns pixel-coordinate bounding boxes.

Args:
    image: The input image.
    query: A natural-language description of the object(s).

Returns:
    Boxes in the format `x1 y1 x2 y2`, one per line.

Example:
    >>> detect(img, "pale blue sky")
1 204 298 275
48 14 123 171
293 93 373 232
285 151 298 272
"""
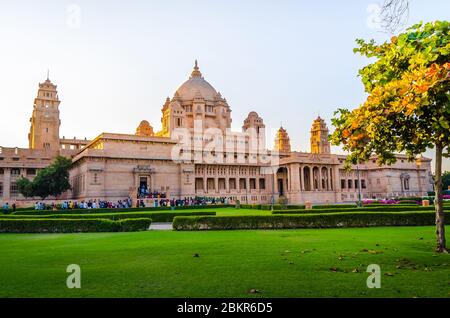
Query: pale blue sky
0 0 449 169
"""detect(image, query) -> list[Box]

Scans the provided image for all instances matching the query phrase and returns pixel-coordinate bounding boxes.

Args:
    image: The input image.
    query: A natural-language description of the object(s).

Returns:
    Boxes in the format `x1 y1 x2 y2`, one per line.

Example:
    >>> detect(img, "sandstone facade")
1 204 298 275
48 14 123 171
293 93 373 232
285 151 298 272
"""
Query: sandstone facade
0 63 434 206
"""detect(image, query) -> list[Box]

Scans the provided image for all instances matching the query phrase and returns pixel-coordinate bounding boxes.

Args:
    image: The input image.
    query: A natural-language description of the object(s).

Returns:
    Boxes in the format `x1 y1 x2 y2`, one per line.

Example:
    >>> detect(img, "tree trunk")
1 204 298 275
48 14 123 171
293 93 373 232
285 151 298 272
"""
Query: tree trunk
434 143 447 253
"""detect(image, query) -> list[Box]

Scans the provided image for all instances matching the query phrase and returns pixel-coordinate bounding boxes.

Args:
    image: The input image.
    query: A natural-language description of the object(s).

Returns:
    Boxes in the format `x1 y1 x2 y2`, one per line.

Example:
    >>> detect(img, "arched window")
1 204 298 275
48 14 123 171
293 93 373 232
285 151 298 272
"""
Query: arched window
303 167 311 191
321 167 328 190
404 178 410 190
313 167 320 190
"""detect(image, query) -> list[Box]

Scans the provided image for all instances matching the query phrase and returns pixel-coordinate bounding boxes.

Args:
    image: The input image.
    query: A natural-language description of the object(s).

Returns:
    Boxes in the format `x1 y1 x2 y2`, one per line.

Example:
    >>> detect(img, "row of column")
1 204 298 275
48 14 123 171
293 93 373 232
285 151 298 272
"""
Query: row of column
275 164 338 194
195 177 266 193
303 166 334 191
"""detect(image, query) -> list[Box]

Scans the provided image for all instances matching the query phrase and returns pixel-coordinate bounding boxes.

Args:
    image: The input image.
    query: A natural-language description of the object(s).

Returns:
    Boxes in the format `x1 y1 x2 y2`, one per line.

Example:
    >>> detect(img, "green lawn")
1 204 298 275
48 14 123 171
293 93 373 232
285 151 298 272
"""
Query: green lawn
0 226 449 298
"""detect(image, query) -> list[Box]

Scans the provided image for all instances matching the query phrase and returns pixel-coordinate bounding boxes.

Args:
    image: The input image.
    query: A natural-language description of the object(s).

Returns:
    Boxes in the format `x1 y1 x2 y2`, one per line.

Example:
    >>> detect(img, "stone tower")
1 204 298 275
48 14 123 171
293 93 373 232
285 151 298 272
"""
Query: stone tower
28 75 61 150
310 116 330 154
274 126 291 153
242 111 266 150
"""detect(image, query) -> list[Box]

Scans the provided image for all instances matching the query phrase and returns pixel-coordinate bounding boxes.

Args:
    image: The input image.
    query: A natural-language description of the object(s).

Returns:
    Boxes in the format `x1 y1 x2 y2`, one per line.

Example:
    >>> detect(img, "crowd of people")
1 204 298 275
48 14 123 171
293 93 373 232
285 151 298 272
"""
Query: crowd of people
33 198 134 211
2 202 16 213
137 185 167 199
137 196 230 208
1 196 231 213
137 186 231 207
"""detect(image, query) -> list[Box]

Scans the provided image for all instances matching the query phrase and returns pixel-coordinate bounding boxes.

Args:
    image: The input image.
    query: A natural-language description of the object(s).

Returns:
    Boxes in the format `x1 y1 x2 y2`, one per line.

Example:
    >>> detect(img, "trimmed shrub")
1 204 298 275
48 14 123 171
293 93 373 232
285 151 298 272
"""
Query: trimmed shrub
258 204 306 211
312 204 357 209
285 205 306 210
142 211 216 222
357 205 437 211
1 213 152 221
14 207 171 214
14 207 162 215
0 218 151 233
14 206 222 216
2 211 216 222
397 197 423 202
278 197 289 210
260 204 362 210
35 204 226 214
272 205 444 215
117 219 152 232
177 204 231 210
380 202 419 205
261 204 278 210
363 203 420 207
173 212 449 231
244 204 262 210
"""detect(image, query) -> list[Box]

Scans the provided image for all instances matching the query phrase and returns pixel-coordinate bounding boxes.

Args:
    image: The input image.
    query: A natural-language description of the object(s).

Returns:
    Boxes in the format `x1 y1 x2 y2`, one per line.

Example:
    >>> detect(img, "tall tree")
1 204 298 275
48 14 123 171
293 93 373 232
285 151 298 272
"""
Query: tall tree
17 156 72 200
331 21 450 253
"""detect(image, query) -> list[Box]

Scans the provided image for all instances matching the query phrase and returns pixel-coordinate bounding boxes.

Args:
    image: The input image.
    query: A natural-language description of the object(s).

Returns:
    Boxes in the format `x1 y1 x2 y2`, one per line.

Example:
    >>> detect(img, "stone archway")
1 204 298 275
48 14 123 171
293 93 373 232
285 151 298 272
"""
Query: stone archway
303 167 311 191
276 167 288 196
321 167 329 191
313 167 320 191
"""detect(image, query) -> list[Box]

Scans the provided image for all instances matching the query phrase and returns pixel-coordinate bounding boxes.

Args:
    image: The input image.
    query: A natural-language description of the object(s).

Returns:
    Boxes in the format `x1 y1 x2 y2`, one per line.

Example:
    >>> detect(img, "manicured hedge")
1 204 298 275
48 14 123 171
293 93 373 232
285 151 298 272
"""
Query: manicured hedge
1 211 216 222
118 219 152 232
175 204 231 210
363 203 420 207
362 202 421 206
362 204 428 209
272 205 444 215
256 204 306 210
1 213 153 221
133 211 216 222
393 197 421 202
14 206 221 216
0 218 151 233
312 204 357 209
13 207 164 215
173 212 449 231
239 204 261 209
285 205 306 210
12 204 230 215
261 204 278 210
240 203 427 211
354 205 440 211
392 200 420 204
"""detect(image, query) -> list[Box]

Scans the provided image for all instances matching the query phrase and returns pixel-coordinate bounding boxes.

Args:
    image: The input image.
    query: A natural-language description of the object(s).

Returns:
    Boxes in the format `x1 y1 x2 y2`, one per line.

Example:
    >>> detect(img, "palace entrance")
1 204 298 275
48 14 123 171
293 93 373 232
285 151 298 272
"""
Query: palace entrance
133 165 154 198
140 176 148 190
278 179 284 196
276 167 288 196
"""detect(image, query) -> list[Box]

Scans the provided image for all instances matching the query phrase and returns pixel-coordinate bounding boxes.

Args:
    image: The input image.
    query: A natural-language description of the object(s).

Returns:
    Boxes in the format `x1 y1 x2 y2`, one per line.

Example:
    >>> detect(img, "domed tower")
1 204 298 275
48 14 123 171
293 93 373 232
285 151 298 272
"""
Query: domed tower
274 126 291 153
28 74 61 150
242 111 266 150
135 120 154 137
157 60 232 137
310 116 330 154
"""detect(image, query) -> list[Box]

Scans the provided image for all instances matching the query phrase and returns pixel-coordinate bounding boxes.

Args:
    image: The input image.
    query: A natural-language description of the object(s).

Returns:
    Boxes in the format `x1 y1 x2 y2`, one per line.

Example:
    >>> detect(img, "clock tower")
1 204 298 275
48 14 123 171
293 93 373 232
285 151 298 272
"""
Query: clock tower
28 75 61 150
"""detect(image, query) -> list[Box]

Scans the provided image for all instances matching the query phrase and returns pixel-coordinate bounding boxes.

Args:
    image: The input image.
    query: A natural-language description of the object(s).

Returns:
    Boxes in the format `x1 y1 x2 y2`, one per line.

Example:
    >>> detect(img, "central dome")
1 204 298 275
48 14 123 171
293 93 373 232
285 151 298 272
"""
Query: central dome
175 60 218 101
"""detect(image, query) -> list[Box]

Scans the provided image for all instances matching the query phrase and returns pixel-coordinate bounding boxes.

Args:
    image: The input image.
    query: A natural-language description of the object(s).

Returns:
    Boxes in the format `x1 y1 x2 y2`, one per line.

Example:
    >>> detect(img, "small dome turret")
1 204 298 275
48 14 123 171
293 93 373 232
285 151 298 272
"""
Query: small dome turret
136 120 154 137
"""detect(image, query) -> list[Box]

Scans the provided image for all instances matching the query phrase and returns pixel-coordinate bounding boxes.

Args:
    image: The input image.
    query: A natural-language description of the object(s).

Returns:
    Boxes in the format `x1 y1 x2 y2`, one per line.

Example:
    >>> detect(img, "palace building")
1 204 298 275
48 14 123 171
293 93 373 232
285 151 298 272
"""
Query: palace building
0 62 434 206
